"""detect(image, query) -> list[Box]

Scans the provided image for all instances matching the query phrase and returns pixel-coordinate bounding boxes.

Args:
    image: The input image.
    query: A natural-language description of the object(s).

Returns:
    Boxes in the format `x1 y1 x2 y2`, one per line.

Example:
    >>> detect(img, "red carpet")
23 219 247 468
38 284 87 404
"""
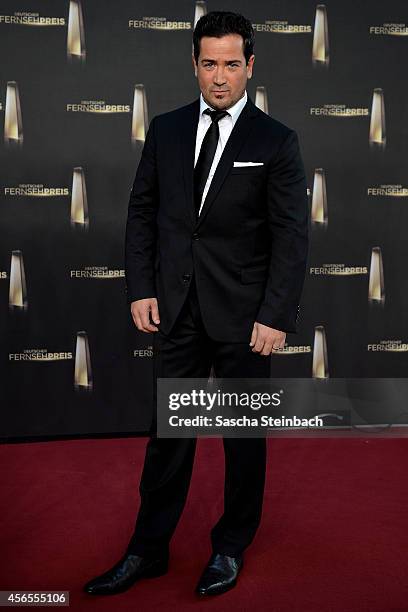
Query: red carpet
1 437 407 611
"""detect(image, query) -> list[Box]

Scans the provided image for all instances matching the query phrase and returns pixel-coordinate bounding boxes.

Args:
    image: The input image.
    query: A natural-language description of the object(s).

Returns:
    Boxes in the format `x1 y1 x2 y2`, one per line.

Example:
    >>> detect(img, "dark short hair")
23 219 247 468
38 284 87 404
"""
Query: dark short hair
193 11 255 65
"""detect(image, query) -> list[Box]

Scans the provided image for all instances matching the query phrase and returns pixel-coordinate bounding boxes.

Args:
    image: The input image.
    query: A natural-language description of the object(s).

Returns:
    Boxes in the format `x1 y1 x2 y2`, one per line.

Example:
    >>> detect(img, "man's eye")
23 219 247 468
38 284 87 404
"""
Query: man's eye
202 63 239 68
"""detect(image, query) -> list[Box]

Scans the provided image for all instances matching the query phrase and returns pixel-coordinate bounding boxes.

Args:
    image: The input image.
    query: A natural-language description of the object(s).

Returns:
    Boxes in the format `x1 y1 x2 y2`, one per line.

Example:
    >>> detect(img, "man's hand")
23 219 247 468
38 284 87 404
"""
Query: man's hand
131 298 160 333
250 322 286 355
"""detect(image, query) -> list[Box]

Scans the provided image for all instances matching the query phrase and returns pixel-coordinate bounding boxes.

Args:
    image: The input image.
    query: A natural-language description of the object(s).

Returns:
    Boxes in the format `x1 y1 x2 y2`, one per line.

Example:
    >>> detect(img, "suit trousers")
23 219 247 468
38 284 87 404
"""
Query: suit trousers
126 274 271 559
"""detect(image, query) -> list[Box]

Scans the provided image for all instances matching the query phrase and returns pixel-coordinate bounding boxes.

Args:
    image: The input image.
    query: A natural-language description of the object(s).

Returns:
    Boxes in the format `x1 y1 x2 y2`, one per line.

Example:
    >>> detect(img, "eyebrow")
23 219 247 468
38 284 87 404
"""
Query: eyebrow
200 59 242 64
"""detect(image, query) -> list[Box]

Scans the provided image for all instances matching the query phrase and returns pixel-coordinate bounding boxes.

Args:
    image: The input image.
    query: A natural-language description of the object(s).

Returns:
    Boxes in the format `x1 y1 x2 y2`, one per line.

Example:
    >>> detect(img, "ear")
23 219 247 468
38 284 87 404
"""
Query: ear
247 54 255 79
192 54 197 77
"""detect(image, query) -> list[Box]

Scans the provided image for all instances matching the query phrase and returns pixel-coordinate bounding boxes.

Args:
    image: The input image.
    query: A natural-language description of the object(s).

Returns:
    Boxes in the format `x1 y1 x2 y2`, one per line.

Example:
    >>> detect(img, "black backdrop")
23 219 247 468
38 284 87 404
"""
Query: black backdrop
1 1 407 439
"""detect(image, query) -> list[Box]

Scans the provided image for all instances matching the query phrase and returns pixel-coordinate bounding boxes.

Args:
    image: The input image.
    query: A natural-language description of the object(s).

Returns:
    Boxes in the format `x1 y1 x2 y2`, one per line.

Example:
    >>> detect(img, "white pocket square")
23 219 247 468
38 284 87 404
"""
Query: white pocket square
233 161 264 167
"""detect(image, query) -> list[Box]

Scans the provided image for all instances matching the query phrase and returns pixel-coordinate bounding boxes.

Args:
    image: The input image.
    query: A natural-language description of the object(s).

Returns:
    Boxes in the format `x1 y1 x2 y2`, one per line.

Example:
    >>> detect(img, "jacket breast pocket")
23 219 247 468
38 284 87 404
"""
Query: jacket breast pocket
230 166 265 175
240 264 268 284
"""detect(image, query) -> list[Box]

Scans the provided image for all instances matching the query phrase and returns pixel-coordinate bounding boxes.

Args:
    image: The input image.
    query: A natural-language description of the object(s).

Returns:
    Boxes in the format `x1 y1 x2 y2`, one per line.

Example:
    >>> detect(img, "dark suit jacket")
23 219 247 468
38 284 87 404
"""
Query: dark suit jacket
125 94 309 342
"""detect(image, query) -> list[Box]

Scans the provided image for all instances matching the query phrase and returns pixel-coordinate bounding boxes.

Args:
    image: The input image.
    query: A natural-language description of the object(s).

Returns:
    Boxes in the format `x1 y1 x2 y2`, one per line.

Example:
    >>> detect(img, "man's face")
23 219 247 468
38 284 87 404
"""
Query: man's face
192 33 254 110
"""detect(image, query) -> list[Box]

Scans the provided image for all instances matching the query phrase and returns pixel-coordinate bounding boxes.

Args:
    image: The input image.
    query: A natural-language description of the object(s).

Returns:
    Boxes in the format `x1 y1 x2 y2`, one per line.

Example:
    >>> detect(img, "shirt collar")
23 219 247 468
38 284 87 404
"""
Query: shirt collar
199 90 248 127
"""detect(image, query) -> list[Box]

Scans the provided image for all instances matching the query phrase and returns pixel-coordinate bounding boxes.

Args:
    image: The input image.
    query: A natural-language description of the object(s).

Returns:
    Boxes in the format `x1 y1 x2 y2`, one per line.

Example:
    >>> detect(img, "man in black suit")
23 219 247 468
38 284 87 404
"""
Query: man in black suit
84 11 308 597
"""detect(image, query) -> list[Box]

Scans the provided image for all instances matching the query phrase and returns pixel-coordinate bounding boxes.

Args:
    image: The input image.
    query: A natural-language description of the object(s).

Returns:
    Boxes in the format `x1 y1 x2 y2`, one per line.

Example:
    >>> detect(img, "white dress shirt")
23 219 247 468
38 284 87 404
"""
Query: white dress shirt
194 90 248 215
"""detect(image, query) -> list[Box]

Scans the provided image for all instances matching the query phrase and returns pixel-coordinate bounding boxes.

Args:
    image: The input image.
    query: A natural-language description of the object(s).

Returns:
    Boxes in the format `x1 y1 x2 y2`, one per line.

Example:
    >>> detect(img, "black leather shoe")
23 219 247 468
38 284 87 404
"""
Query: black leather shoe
195 552 243 596
83 552 169 595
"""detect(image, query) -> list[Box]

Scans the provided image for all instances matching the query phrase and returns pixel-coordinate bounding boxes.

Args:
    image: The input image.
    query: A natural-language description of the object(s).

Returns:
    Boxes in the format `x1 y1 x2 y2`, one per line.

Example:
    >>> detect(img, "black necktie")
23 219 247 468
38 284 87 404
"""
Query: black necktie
194 108 229 218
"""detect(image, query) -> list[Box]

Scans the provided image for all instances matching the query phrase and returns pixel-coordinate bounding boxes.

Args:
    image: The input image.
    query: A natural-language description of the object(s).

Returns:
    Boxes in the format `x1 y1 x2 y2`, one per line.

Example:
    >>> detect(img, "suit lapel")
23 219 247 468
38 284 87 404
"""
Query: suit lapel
180 99 200 227
180 95 260 230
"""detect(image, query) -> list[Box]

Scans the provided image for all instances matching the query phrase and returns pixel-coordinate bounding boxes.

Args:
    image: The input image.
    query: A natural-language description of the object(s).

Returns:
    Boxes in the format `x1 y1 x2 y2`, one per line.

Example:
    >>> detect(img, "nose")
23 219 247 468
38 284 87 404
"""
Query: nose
213 66 226 86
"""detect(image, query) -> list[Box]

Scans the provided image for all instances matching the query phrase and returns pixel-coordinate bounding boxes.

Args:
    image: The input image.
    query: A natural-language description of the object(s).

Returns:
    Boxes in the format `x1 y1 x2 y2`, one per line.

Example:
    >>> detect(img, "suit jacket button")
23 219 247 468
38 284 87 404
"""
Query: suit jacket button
182 273 191 282
192 233 199 240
